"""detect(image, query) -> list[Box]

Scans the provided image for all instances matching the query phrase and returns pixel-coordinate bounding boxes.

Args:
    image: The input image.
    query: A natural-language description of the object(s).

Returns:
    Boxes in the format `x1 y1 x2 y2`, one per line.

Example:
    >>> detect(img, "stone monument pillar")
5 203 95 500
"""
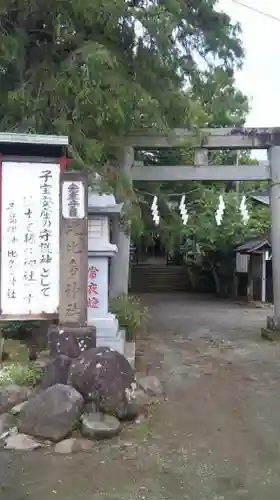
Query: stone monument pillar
87 190 125 354
48 171 96 359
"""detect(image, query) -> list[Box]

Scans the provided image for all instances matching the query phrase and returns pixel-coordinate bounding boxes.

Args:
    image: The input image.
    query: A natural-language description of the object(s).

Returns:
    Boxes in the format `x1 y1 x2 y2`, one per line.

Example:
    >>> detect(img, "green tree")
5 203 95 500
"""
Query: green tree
1 0 259 257
133 64 269 268
133 61 252 234
0 0 244 169
179 187 271 294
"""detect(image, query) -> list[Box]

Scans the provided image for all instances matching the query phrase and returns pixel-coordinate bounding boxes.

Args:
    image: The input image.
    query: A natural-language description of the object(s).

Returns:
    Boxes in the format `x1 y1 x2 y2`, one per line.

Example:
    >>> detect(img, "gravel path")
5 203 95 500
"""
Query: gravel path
1 294 280 500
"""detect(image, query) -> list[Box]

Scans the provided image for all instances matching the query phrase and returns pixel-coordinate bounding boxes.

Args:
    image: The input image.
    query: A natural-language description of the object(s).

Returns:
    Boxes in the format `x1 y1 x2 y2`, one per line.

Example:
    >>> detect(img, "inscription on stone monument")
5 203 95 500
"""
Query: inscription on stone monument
60 173 88 326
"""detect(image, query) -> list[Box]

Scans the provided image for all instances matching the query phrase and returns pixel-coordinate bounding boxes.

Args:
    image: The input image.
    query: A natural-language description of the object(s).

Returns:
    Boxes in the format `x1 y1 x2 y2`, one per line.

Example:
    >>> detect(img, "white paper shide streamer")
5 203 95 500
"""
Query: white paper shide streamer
151 196 160 226
215 194 225 226
179 195 189 225
239 195 249 225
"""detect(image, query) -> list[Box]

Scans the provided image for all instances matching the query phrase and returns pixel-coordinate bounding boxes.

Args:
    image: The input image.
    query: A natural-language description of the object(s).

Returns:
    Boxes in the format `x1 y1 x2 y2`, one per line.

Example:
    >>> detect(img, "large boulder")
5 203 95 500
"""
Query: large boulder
68 347 136 420
0 385 31 413
18 384 84 442
40 355 72 389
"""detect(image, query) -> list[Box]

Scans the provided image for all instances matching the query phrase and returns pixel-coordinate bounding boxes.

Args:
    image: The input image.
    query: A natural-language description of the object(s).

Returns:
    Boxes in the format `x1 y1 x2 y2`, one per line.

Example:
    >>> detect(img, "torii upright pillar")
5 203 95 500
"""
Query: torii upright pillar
110 146 134 297
267 145 280 332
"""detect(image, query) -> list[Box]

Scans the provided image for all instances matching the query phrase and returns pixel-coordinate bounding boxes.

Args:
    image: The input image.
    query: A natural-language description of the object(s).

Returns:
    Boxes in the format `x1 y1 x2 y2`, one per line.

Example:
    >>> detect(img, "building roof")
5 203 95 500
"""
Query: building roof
249 191 269 206
0 133 68 146
236 234 271 254
0 133 69 157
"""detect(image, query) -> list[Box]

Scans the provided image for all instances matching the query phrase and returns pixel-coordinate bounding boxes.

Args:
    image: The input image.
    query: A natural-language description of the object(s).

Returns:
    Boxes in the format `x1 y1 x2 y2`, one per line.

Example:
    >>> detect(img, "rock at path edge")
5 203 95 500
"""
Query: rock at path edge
18 384 84 442
0 385 31 413
54 437 95 454
81 412 120 440
10 401 28 416
0 413 17 437
4 433 42 451
137 375 163 397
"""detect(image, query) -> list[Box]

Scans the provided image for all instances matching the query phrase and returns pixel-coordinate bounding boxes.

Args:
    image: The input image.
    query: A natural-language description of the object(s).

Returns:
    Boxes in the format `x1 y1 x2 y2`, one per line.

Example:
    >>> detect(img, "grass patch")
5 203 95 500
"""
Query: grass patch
0 362 42 387
109 294 148 342
2 339 30 362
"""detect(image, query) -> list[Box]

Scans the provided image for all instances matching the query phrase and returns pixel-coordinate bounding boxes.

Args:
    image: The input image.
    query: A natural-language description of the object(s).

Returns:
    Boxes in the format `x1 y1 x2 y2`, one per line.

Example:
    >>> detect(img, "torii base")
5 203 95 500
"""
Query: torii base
261 316 280 341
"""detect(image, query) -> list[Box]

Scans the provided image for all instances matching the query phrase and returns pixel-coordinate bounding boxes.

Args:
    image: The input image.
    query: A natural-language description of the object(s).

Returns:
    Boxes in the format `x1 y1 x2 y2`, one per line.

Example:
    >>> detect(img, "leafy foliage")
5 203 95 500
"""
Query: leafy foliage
0 0 262 288
0 321 40 340
190 66 248 127
180 188 270 294
0 0 245 166
0 0 251 241
134 164 271 294
109 294 148 341
184 189 270 252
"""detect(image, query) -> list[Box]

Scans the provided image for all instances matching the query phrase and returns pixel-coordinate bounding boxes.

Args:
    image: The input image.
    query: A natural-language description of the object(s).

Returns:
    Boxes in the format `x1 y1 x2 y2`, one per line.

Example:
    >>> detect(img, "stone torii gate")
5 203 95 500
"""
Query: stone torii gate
109 127 280 333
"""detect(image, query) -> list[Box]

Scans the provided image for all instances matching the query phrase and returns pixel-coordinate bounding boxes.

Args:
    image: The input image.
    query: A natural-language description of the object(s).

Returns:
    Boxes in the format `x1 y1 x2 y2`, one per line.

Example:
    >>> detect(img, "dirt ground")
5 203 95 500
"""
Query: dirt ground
2 293 280 500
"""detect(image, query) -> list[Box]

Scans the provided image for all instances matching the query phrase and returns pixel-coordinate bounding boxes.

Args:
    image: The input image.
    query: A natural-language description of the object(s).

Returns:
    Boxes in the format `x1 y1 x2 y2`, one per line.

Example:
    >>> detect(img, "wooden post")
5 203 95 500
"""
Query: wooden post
234 272 238 299
247 257 253 302
261 252 266 303
48 171 96 358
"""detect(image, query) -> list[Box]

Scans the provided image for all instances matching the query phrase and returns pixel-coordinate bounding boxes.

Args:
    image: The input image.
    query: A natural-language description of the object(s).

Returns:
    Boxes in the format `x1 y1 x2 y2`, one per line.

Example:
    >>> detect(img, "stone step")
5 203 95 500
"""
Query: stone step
130 264 190 292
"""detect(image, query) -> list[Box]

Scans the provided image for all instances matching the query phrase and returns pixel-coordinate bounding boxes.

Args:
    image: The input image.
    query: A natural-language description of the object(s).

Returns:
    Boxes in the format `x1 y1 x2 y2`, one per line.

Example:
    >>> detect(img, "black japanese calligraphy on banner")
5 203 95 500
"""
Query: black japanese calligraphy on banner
38 169 54 299
6 201 18 302
68 182 80 217
62 181 85 219
0 161 60 317
22 195 37 305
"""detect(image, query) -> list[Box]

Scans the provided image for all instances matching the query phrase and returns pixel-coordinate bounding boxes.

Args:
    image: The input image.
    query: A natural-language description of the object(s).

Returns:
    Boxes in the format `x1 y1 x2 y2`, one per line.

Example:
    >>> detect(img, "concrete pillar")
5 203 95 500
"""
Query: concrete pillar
109 146 134 297
267 146 280 330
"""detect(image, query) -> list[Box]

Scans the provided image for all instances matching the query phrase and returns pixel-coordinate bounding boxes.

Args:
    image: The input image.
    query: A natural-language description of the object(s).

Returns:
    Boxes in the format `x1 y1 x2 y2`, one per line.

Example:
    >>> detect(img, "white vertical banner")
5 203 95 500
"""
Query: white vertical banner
87 258 108 318
62 180 85 219
1 161 60 316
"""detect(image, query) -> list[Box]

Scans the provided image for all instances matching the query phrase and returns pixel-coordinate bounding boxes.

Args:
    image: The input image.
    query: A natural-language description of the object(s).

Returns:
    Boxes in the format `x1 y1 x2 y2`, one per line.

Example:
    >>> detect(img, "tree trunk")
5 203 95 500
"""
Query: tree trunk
211 263 221 295
186 265 195 291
